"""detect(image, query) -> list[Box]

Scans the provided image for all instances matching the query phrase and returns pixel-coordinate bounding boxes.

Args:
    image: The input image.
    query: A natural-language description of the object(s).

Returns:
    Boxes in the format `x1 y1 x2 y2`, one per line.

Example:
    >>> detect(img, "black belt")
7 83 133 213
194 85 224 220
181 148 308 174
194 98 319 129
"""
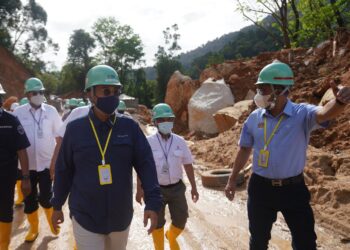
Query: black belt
253 173 304 187
160 180 182 188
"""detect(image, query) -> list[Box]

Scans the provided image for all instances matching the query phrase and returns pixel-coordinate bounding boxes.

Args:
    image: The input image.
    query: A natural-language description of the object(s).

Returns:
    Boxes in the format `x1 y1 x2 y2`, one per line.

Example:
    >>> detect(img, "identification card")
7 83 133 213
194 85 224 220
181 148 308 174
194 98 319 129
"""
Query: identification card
37 128 43 138
98 164 113 185
161 163 169 174
258 149 270 168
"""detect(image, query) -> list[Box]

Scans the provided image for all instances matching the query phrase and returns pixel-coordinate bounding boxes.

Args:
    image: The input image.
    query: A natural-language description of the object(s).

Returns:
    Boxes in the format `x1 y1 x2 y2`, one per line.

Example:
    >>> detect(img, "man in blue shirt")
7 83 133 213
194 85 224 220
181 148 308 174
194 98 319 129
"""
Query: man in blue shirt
225 60 350 250
51 65 162 250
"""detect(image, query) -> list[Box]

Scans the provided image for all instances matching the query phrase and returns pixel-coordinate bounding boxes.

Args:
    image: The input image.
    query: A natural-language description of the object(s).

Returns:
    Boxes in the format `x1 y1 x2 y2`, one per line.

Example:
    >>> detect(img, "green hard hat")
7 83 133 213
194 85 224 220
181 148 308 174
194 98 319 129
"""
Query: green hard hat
256 60 294 86
0 83 6 95
78 101 86 107
24 77 45 93
19 97 29 105
68 98 79 107
117 100 127 111
85 65 122 91
152 103 175 121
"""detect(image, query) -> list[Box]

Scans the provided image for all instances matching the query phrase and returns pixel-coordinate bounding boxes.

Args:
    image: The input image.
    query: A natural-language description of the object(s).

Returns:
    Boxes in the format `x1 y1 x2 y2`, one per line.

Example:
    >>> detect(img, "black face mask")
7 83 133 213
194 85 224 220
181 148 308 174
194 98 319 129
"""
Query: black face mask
96 95 120 115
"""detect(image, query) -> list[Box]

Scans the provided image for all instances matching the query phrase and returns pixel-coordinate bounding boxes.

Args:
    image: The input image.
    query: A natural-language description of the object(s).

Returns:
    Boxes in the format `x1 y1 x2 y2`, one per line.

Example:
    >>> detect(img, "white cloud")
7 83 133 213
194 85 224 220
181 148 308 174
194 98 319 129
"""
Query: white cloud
36 0 250 70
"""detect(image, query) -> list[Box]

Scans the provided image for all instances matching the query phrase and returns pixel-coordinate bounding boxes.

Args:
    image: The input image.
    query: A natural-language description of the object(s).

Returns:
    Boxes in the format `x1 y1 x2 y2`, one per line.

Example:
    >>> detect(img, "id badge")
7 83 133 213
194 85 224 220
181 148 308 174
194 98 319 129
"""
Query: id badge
37 128 43 138
98 164 113 185
258 149 270 168
161 163 169 174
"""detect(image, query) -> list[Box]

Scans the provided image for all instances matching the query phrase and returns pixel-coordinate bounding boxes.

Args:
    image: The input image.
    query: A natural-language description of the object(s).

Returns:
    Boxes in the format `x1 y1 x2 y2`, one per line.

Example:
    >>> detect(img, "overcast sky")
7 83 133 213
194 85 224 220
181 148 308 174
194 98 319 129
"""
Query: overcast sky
36 0 250 70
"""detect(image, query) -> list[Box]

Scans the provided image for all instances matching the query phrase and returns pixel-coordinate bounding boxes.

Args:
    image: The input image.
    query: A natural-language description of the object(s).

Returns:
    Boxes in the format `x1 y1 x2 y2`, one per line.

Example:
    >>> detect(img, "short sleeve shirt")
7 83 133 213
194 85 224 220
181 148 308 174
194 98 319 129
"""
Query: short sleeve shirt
147 132 193 185
239 100 325 179
0 109 30 176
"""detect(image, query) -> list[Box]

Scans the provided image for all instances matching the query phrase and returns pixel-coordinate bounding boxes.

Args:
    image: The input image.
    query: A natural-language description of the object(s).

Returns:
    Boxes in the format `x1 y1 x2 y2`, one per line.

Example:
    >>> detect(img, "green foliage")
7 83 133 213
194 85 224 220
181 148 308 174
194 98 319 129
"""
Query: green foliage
155 56 182 102
38 71 60 94
92 17 144 84
57 63 86 94
297 0 350 46
0 0 58 73
68 29 96 69
154 24 183 103
188 26 281 79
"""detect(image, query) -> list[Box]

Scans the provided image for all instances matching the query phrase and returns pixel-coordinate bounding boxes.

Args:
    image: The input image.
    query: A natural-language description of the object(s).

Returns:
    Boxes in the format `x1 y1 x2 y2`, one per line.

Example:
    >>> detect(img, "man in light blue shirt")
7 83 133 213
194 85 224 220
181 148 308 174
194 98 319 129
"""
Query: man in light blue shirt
225 60 350 250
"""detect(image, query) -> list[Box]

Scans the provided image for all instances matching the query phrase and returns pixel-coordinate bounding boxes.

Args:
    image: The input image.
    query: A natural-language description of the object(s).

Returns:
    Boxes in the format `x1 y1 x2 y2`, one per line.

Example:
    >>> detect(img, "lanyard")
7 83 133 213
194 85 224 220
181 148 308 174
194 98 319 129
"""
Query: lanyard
89 116 116 165
263 115 284 150
156 134 173 162
29 109 43 129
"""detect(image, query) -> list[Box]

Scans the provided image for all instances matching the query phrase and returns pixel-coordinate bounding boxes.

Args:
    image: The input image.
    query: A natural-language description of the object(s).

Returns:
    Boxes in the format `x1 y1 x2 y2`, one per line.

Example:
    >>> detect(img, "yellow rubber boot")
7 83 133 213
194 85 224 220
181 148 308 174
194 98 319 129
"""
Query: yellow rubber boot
0 222 12 250
15 181 24 206
151 227 164 250
43 208 59 235
25 210 39 242
165 224 183 250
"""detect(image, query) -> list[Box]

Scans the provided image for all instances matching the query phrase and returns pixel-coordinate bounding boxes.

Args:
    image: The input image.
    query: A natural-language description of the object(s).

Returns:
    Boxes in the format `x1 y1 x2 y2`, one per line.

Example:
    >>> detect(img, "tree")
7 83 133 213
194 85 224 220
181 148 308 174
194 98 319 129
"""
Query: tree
67 29 96 70
236 0 300 48
4 0 58 73
92 17 144 84
0 0 22 48
154 24 182 103
297 0 350 46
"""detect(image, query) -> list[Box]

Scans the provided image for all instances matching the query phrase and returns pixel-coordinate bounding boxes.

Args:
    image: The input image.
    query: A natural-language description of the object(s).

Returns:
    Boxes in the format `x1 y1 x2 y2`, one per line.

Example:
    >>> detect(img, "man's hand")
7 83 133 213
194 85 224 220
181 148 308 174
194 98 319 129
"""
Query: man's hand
330 80 350 104
191 188 199 203
143 210 158 235
225 180 236 201
52 210 64 233
21 179 31 198
135 188 144 205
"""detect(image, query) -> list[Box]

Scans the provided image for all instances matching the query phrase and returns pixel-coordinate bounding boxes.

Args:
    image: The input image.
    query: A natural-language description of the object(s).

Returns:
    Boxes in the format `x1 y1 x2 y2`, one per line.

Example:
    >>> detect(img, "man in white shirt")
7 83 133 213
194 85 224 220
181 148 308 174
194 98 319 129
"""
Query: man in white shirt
13 77 62 242
136 103 199 250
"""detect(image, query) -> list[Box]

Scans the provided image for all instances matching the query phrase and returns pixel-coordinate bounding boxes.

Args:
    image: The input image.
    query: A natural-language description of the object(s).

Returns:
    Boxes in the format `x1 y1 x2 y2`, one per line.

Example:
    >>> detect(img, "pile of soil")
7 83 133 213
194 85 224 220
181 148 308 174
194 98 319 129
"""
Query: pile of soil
185 30 350 237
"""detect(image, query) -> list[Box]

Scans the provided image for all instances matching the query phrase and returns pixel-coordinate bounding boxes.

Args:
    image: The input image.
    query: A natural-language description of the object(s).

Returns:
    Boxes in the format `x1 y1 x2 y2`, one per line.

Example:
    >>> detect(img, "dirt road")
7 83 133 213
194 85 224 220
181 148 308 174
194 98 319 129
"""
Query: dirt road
9 171 349 250
8 125 349 249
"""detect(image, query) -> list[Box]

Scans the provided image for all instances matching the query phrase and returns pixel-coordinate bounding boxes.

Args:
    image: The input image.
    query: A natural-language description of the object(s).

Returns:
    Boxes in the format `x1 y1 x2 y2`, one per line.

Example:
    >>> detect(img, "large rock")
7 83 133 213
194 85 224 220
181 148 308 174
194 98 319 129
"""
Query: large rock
164 71 200 132
188 78 234 134
213 100 254 133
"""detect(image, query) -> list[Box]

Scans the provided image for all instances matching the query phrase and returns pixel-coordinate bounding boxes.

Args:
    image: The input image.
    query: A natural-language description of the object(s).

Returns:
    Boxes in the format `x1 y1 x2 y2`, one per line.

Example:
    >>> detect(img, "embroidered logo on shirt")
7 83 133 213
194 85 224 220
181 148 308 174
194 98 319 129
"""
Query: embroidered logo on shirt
0 125 12 129
117 134 128 138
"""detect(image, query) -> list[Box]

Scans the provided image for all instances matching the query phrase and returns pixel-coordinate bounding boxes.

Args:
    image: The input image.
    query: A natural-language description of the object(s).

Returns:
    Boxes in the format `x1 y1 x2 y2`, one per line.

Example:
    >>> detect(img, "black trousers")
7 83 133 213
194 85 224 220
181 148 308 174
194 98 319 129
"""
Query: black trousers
247 174 317 250
0 173 16 222
24 169 53 214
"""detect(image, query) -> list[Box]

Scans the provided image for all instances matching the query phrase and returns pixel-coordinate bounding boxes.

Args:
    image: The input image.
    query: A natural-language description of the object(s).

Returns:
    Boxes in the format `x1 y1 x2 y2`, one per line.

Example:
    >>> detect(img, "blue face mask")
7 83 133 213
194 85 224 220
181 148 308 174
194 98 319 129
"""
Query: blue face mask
158 122 174 135
96 95 119 115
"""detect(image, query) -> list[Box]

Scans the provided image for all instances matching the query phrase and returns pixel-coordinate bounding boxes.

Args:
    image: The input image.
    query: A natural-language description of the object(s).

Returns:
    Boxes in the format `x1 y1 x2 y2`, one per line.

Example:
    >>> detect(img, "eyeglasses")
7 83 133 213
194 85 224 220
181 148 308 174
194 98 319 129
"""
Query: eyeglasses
101 88 121 97
31 91 44 96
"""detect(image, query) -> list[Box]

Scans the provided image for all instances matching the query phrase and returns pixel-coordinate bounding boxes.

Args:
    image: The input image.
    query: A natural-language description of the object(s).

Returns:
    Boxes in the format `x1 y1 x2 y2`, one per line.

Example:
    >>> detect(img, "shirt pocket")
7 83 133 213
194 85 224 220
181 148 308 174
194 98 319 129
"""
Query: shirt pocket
152 151 164 167
171 149 184 166
110 137 133 160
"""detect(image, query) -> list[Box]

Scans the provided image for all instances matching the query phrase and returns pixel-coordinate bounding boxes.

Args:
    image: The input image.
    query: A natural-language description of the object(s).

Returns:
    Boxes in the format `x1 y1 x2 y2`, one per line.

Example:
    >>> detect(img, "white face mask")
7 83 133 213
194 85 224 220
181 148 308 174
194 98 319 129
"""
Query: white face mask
158 122 174 135
254 93 274 109
30 95 45 106
254 86 289 109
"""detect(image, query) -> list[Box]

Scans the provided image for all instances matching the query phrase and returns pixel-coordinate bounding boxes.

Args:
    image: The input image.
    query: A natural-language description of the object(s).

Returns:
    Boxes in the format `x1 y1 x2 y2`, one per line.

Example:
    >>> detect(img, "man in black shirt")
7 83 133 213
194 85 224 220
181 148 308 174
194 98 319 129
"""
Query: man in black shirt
0 83 31 249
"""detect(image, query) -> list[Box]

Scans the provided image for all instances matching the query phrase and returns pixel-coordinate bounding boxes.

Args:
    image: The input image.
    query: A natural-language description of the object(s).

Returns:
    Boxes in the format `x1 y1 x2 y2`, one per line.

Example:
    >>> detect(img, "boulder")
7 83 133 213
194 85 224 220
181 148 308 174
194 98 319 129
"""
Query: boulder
213 100 254 133
188 78 234 134
165 71 200 132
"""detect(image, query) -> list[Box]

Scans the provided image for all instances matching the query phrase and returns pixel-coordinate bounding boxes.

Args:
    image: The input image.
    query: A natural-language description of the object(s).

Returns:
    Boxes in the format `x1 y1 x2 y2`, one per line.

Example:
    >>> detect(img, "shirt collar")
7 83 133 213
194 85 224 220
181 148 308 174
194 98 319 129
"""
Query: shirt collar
89 107 116 128
157 132 172 142
27 103 46 112
261 99 294 118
